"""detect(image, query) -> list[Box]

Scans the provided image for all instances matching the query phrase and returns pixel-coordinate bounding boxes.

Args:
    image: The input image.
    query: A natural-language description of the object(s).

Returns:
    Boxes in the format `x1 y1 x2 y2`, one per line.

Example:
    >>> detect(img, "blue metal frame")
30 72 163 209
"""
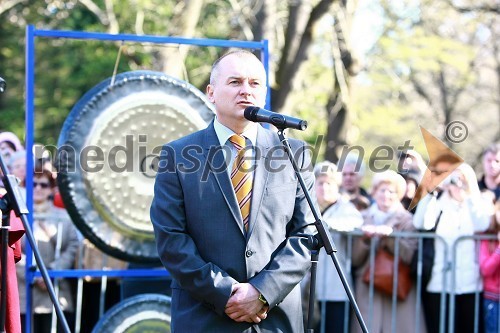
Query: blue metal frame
25 25 270 331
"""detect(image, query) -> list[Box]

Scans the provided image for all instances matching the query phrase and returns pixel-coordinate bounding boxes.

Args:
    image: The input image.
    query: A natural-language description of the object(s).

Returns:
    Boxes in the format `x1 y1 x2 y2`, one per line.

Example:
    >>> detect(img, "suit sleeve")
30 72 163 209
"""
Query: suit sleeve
150 144 237 316
249 140 318 309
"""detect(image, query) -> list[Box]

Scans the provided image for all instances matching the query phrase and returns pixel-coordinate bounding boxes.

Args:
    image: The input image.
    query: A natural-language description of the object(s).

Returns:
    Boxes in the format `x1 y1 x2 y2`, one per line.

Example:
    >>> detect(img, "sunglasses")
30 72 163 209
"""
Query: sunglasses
33 181 50 189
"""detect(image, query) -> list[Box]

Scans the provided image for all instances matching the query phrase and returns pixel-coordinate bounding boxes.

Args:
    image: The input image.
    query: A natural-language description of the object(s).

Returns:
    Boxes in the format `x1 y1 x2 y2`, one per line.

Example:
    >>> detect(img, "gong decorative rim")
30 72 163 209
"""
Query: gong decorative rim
57 70 214 263
91 293 172 333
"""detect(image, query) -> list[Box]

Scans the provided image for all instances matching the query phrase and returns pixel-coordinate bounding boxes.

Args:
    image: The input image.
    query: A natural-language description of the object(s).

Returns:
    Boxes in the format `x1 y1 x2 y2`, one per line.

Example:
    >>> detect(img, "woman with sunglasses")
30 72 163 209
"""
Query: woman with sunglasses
17 168 79 333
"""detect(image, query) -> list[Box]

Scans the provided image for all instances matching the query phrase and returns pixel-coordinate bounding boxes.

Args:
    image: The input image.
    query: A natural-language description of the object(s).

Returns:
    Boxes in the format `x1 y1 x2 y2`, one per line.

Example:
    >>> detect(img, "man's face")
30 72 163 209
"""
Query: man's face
483 151 500 180
342 163 361 192
206 53 267 132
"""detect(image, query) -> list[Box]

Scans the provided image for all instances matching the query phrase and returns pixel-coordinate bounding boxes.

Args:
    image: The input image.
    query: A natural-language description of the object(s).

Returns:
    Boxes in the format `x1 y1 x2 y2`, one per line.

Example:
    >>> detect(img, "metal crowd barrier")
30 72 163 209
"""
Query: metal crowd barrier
27 241 171 333
25 231 498 333
314 231 498 333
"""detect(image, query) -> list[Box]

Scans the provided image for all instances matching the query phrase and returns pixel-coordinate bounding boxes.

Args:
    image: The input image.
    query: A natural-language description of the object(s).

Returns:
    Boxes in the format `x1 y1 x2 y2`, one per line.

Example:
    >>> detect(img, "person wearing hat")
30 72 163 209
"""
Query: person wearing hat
0 131 24 195
0 131 24 165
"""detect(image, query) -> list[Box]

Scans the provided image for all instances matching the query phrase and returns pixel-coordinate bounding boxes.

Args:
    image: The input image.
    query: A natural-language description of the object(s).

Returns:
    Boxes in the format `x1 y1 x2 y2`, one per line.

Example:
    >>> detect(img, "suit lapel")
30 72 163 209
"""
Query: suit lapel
247 126 271 237
203 124 245 234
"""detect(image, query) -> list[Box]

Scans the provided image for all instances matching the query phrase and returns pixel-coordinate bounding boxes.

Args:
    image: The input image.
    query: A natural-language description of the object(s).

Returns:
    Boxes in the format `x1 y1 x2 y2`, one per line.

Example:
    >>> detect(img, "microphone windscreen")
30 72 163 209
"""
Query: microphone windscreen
244 106 260 121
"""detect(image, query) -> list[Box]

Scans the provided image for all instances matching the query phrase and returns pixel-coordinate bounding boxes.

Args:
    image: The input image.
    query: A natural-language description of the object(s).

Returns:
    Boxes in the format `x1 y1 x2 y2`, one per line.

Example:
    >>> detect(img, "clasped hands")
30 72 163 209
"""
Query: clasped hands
361 224 393 239
225 283 269 324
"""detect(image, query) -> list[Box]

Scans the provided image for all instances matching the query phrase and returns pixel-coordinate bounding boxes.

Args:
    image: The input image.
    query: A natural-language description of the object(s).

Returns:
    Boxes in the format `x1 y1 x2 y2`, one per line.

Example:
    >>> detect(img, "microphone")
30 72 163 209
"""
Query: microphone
244 106 307 131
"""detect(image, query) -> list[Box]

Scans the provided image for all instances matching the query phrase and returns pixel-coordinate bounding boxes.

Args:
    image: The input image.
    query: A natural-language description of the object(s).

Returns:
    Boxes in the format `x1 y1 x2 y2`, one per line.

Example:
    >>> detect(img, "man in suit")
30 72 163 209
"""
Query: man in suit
150 49 318 332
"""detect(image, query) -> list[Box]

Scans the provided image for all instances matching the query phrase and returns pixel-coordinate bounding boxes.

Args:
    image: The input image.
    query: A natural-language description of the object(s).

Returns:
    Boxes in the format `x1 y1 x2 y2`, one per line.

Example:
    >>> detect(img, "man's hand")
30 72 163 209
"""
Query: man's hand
225 283 268 323
361 224 393 238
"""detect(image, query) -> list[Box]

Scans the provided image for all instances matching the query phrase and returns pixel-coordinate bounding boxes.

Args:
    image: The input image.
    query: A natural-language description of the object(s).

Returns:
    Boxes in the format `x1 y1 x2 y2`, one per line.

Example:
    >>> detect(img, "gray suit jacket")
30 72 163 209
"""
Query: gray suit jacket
151 123 318 333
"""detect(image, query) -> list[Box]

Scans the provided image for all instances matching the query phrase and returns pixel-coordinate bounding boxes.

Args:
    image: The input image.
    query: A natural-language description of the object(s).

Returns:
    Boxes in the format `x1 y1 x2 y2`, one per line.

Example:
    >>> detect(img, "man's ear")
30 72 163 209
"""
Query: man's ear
206 84 215 103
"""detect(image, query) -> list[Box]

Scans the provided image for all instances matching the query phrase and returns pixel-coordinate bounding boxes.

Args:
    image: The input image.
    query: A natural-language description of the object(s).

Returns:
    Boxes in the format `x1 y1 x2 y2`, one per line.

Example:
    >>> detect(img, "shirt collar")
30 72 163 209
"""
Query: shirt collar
213 117 258 147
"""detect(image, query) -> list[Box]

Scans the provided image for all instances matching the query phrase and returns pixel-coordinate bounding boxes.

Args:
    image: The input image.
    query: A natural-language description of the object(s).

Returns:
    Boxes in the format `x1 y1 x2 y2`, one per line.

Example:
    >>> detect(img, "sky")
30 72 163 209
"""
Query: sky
350 0 385 60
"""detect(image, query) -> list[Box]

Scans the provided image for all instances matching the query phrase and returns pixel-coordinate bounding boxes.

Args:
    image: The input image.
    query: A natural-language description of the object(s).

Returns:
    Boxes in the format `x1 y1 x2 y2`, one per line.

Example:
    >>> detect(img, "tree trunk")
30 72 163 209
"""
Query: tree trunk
272 0 335 113
324 2 357 162
159 0 204 79
324 93 348 163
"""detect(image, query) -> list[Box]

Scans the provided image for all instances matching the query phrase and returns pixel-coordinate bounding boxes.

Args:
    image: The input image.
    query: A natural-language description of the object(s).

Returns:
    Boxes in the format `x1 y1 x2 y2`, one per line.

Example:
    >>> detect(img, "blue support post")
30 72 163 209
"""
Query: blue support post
25 24 36 333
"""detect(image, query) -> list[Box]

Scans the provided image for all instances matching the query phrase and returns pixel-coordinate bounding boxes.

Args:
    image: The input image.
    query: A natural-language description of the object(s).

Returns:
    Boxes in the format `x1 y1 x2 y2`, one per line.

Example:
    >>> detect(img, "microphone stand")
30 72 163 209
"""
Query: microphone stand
0 154 70 332
275 128 368 333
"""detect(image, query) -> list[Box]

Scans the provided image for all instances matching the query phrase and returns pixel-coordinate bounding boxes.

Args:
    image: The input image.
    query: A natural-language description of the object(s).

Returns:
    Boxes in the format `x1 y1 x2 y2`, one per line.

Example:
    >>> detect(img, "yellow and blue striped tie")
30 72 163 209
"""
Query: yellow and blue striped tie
229 134 252 232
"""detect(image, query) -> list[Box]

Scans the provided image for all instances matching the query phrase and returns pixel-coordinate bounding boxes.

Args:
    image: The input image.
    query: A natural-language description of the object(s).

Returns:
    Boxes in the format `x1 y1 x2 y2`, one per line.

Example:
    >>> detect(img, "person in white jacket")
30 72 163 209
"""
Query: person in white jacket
313 161 363 333
413 162 494 333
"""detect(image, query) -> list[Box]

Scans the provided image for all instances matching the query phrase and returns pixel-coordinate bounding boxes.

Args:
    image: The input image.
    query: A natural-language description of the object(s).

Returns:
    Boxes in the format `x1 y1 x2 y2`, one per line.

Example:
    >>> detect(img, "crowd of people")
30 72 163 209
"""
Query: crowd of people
312 145 499 333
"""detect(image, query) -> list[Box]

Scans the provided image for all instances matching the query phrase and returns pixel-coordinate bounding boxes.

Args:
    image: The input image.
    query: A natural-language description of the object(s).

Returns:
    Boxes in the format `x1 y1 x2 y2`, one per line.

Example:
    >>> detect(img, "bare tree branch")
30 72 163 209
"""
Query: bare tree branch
249 0 267 42
275 0 303 93
409 74 433 106
159 0 204 79
272 0 335 112
324 0 361 162
77 0 110 26
104 0 119 34
331 5 351 105
0 0 26 15
135 9 144 35
446 0 500 14
228 0 254 40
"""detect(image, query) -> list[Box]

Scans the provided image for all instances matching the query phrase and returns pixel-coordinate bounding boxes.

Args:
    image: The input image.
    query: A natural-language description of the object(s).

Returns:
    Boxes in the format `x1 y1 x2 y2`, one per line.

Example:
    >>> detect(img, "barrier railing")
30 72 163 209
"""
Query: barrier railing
313 231 498 333
25 230 498 332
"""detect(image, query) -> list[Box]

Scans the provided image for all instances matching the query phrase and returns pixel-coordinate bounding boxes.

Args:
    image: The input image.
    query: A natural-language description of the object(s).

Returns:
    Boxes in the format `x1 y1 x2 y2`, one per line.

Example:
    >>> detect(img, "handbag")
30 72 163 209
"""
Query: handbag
410 211 443 288
363 248 412 301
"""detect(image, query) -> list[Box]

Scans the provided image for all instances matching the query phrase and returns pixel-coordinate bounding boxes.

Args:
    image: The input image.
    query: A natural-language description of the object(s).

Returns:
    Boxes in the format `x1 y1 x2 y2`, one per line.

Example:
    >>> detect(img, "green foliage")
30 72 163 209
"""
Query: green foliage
354 0 498 169
354 97 425 154
197 2 233 39
0 0 235 145
286 52 332 148
379 27 475 75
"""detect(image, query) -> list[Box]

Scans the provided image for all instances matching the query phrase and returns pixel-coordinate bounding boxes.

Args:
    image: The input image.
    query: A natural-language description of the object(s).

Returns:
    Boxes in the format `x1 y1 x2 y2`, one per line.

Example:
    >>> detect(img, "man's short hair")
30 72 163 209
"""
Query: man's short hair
209 49 261 85
482 142 500 157
314 161 342 185
340 152 366 177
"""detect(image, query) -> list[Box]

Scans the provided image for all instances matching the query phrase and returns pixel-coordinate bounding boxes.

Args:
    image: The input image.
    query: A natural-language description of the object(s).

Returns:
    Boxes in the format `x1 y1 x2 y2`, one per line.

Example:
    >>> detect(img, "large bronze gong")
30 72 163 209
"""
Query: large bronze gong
57 71 215 263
